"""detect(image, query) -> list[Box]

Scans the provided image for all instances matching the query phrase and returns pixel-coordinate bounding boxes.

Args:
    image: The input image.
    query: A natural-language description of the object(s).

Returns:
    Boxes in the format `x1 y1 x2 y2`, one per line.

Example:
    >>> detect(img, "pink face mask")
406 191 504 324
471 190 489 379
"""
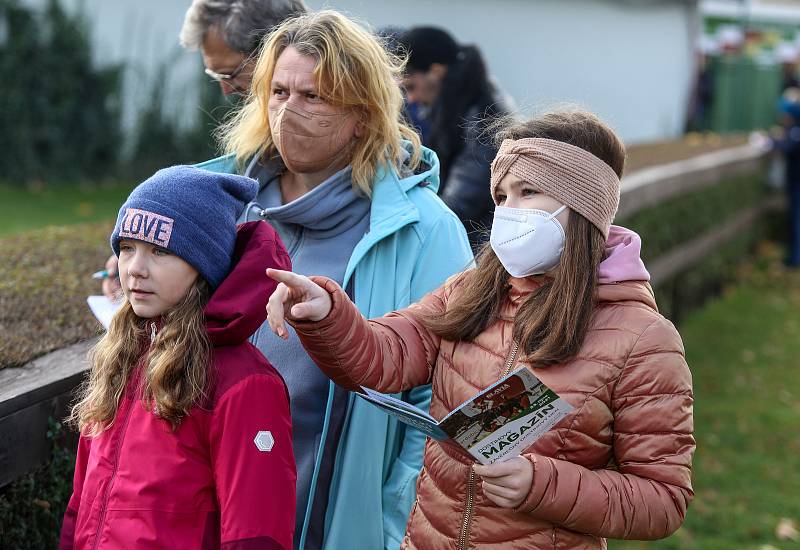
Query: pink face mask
269 103 356 174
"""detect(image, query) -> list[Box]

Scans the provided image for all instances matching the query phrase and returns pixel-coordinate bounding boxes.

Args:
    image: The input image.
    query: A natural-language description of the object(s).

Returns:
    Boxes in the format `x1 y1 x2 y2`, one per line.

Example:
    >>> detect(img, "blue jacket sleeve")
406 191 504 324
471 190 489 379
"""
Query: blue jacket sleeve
380 211 473 549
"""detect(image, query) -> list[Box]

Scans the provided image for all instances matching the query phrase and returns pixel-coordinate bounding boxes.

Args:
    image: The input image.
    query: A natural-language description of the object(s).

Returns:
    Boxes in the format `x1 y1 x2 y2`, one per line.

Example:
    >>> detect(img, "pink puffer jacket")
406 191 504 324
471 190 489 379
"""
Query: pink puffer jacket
292 230 694 550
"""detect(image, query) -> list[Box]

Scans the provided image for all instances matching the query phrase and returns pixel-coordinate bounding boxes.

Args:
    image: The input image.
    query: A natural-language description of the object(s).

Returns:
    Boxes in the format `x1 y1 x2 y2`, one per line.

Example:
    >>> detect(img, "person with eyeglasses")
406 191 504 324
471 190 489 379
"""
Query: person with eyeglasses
98 0 307 302
181 0 308 96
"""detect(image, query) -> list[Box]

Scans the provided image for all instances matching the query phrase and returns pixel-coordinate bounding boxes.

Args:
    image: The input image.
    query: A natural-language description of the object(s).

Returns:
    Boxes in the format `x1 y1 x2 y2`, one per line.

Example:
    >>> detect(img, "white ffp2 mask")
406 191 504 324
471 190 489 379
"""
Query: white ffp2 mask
490 205 567 277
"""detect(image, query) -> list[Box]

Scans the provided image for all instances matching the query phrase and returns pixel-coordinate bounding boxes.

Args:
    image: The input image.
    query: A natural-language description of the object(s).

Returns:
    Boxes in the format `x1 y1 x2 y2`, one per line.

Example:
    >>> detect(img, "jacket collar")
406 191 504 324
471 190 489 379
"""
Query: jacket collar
201 144 441 290
343 144 440 287
205 221 291 346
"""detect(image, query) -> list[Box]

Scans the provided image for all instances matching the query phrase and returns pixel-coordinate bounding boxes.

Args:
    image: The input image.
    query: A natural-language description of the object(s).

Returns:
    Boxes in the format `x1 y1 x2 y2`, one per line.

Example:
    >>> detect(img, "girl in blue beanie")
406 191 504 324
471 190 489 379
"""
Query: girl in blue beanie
60 166 296 550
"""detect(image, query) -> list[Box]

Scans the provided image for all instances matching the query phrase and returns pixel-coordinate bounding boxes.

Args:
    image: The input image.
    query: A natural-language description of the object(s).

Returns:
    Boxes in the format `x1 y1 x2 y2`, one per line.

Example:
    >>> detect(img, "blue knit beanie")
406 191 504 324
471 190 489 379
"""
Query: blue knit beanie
111 166 258 289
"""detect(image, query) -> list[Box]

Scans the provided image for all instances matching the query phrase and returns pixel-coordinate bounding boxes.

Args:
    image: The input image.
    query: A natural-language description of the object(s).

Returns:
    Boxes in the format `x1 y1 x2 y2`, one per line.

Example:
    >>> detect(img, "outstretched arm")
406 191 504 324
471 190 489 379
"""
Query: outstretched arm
266 269 446 393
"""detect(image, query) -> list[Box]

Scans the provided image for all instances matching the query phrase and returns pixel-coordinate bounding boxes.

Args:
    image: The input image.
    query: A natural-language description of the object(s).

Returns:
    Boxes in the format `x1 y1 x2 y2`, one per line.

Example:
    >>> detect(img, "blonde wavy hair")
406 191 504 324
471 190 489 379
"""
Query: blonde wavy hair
69 279 212 435
217 9 421 195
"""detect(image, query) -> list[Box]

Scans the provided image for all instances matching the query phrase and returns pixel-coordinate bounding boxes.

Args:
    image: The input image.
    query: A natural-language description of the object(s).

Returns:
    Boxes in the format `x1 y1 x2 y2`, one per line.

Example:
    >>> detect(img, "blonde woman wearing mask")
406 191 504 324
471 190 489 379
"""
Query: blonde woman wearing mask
201 10 472 550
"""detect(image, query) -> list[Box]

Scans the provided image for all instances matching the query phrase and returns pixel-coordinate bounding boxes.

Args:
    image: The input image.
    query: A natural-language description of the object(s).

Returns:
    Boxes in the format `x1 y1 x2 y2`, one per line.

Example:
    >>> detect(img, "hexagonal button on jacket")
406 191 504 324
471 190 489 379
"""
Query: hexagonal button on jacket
253 430 275 452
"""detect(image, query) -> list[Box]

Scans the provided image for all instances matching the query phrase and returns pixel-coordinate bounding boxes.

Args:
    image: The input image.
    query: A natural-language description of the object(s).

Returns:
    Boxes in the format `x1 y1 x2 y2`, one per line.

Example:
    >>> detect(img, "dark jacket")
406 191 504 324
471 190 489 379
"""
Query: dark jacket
773 124 800 185
429 88 513 250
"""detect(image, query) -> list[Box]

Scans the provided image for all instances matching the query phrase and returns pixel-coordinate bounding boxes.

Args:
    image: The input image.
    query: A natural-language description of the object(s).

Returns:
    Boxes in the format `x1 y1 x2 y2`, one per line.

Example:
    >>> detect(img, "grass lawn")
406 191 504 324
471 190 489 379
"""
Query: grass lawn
0 182 134 236
612 243 800 549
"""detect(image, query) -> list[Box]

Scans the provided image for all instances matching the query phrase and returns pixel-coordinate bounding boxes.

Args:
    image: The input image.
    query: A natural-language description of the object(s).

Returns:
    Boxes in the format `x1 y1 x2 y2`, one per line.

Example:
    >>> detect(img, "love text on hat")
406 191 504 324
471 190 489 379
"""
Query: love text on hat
119 208 174 247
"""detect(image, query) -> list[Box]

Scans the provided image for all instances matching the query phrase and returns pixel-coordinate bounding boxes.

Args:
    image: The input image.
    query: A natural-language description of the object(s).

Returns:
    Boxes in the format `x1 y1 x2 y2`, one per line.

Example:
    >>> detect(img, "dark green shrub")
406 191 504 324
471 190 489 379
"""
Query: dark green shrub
126 55 233 179
0 419 76 549
0 0 231 186
0 0 123 184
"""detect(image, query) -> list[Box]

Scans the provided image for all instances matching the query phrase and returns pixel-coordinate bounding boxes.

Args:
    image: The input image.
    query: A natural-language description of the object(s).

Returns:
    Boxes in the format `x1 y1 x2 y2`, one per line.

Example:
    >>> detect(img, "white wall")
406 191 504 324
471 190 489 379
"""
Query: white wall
308 0 699 144
25 0 203 133
23 0 698 144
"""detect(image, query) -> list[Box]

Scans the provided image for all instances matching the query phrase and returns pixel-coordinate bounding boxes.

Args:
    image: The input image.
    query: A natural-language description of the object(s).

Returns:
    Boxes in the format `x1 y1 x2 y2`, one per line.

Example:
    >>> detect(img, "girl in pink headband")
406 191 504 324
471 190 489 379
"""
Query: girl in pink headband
266 109 694 549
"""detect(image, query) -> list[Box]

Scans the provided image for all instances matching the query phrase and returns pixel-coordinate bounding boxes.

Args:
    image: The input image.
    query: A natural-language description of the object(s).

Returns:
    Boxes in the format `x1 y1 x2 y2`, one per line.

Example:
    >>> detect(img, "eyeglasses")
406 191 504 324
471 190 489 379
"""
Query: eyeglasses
204 56 252 93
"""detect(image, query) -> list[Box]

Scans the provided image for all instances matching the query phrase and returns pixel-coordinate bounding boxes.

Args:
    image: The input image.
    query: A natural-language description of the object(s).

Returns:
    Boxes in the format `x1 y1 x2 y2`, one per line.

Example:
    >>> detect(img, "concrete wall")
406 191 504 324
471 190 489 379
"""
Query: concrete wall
309 0 699 144
23 0 698 144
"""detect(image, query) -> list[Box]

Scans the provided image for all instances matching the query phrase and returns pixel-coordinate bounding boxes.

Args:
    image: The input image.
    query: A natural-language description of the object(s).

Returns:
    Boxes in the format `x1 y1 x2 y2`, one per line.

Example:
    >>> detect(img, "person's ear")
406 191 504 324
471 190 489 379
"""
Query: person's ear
429 63 448 80
353 108 366 138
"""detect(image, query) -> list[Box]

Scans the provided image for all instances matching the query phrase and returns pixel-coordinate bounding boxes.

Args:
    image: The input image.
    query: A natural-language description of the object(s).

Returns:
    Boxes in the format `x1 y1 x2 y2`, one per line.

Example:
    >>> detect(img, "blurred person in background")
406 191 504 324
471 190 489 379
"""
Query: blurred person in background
205 10 472 549
685 38 716 133
398 27 514 250
773 90 800 268
375 25 430 140
752 87 800 267
100 0 306 300
777 43 800 93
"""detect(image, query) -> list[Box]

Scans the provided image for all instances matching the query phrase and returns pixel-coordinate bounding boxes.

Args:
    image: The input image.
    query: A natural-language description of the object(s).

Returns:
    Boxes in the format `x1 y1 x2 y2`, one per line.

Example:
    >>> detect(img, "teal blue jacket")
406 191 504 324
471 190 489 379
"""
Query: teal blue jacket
197 146 473 549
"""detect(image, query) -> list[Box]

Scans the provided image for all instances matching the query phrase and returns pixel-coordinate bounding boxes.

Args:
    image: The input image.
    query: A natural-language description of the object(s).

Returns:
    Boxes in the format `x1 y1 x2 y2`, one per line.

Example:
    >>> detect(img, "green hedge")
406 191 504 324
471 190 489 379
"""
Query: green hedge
0 420 76 549
617 170 774 323
617 173 767 263
652 218 771 323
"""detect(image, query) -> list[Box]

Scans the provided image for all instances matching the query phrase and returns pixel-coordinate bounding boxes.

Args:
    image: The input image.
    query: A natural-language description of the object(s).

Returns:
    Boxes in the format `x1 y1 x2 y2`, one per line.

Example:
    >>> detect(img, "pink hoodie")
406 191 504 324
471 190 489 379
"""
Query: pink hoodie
597 225 650 283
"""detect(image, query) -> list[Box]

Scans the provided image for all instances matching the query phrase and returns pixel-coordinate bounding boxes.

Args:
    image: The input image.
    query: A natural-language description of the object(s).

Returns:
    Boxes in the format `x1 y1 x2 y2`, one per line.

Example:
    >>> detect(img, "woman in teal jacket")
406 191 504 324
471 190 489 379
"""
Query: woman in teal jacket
203 10 472 550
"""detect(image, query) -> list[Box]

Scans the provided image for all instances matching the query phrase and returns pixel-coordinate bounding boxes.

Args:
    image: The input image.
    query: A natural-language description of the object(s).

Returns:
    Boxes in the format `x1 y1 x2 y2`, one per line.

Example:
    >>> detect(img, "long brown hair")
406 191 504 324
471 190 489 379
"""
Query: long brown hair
424 110 625 366
69 278 212 434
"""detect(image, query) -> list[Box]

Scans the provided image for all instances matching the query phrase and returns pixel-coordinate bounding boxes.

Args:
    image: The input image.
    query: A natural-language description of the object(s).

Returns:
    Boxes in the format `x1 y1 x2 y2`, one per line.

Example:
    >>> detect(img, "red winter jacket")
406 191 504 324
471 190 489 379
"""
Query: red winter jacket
59 221 296 550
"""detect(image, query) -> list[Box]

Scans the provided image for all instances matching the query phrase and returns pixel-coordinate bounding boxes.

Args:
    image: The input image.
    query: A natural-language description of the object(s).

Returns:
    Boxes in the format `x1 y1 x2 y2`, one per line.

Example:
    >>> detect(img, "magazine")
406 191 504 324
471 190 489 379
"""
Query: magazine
87 295 121 330
357 367 573 464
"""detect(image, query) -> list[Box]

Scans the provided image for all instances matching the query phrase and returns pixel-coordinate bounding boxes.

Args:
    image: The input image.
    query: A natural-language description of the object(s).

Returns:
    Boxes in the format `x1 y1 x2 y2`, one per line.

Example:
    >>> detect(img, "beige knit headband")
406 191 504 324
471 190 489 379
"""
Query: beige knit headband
490 138 621 238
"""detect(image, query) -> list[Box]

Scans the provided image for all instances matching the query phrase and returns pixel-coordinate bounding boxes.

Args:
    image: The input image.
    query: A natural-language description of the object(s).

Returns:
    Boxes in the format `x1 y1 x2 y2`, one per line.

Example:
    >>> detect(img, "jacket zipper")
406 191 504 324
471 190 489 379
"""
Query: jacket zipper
457 465 477 550
90 394 137 550
91 325 154 549
501 340 520 378
456 339 520 550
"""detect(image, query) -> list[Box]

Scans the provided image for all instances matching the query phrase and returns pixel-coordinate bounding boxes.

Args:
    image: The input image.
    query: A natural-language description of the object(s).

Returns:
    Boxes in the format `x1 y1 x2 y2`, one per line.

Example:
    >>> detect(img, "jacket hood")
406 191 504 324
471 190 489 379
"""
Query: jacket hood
507 224 657 311
596 225 656 310
598 225 650 284
395 142 441 193
596 280 657 311
204 221 291 346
